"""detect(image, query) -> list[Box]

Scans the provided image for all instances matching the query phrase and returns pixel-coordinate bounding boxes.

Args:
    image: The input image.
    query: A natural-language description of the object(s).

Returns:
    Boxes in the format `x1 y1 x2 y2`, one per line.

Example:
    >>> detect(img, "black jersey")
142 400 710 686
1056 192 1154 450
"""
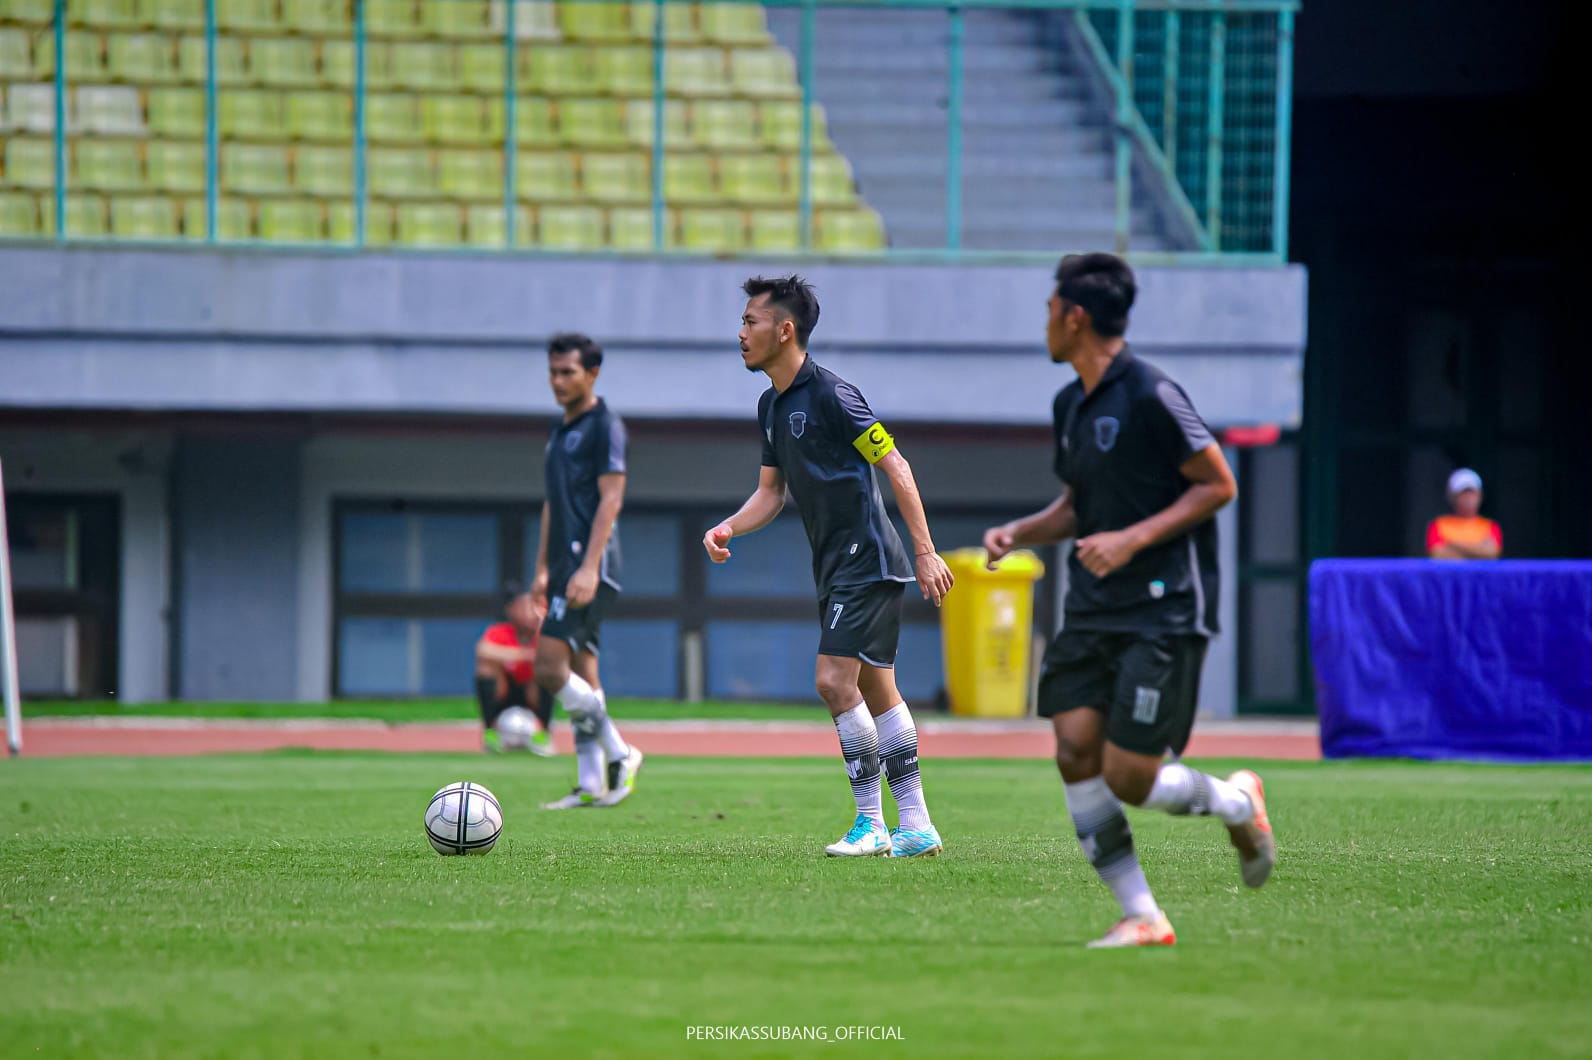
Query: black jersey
545 398 625 592
758 357 915 596
1052 348 1220 636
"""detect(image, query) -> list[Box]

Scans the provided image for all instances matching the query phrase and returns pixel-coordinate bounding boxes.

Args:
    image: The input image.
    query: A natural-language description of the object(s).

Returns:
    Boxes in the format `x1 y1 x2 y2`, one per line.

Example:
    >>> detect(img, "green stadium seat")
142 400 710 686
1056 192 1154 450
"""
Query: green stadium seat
75 139 142 190
731 48 800 99
0 191 39 236
680 207 745 252
622 97 691 147
594 46 652 96
107 34 179 84
606 204 660 250
486 96 556 146
176 35 248 85
367 0 426 38
665 48 729 96
368 146 435 196
388 42 455 91
699 3 769 45
720 153 790 205
422 0 493 39
691 99 756 149
180 196 254 239
367 93 422 142
5 84 56 134
221 142 290 193
281 0 350 35
147 0 205 31
559 3 634 43
457 43 506 92
514 150 577 200
421 95 487 145
145 139 206 191
216 0 280 32
3 138 55 189
816 207 884 251
396 201 464 245
558 97 627 148
77 85 144 134
580 151 648 203
437 149 501 199
327 199 395 243
630 1 701 43
292 144 351 194
148 88 205 137
321 40 396 89
258 197 323 241
4 0 55 25
523 46 600 96
497 0 560 41
75 0 141 30
537 203 604 249
110 195 181 239
287 91 351 141
464 203 532 247
39 193 110 237
663 153 714 202
0 29 35 80
45 32 109 83
809 154 857 205
748 208 800 250
250 38 319 88
218 90 287 140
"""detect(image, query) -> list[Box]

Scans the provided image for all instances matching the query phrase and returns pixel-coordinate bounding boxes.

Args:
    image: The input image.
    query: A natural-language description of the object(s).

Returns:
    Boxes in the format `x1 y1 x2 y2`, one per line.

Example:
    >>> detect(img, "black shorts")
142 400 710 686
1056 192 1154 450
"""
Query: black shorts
1036 630 1208 757
542 582 617 657
818 580 906 666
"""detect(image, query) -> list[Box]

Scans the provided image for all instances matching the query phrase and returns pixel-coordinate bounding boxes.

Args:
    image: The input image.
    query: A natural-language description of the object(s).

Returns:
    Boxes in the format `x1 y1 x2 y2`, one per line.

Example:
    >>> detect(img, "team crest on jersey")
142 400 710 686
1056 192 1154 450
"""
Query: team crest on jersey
789 411 807 438
1094 417 1120 452
563 430 583 452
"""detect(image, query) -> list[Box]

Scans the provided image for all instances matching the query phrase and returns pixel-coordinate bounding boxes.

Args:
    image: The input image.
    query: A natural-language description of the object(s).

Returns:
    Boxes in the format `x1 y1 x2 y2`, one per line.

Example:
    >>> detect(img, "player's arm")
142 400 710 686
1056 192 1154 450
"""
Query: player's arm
876 449 953 606
1443 535 1501 560
704 466 786 563
983 493 1078 569
566 471 625 607
476 638 535 665
1076 444 1236 578
531 500 551 603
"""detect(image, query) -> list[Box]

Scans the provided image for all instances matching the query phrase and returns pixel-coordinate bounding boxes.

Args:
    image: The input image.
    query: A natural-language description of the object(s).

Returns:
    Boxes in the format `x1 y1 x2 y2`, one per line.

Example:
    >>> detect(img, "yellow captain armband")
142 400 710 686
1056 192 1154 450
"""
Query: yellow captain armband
852 422 896 464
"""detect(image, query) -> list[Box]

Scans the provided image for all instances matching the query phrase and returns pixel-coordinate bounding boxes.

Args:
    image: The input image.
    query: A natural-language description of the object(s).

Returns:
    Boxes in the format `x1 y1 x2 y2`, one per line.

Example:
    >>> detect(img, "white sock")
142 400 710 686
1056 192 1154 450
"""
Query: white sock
834 704 884 831
1064 777 1158 920
875 702 931 831
588 688 630 761
557 675 624 792
1142 762 1253 826
554 674 600 716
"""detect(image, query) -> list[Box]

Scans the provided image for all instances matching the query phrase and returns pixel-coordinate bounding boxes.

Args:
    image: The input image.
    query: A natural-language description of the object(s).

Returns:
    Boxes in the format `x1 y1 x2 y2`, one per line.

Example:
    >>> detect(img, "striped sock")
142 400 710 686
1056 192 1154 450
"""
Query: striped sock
1065 777 1158 920
1142 762 1253 826
834 704 884 831
876 702 931 831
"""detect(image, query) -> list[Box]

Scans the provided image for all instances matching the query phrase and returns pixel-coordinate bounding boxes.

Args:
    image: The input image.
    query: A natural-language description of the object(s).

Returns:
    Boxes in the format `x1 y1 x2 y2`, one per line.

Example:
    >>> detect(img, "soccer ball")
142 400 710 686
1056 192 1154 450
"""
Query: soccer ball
495 706 540 751
424 781 503 856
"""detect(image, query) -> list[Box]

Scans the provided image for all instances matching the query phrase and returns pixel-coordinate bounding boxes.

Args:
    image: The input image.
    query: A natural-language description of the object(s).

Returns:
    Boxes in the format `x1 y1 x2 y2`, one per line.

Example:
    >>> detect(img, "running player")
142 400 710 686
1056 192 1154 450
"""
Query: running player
533 332 643 809
982 253 1274 947
475 585 555 756
705 276 955 858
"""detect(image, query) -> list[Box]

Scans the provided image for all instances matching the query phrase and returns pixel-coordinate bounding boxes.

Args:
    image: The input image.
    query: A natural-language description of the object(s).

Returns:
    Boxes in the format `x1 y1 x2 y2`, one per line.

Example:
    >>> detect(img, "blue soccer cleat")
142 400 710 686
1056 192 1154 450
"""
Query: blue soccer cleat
889 825 944 858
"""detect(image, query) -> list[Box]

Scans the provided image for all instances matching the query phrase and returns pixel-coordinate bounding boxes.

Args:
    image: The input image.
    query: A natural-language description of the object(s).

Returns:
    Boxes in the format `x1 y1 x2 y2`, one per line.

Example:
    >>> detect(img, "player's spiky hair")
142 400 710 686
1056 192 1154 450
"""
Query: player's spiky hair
742 275 821 348
548 332 603 371
1053 253 1136 338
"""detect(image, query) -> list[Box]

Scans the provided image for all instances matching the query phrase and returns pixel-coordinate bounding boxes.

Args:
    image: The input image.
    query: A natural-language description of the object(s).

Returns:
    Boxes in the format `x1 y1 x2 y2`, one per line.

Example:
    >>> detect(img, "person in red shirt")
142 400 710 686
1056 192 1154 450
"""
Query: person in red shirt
476 589 555 755
1427 468 1503 560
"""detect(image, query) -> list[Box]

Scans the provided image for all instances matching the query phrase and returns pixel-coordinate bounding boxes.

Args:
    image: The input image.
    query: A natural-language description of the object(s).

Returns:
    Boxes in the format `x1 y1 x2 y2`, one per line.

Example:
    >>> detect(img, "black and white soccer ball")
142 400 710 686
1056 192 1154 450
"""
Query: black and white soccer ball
495 706 540 751
424 781 502 856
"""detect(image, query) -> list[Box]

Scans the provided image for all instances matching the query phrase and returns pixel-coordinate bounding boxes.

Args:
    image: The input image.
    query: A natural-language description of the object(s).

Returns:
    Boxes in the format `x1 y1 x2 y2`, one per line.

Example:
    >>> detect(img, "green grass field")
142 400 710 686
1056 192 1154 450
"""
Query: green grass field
21 699 831 723
2 755 1589 1059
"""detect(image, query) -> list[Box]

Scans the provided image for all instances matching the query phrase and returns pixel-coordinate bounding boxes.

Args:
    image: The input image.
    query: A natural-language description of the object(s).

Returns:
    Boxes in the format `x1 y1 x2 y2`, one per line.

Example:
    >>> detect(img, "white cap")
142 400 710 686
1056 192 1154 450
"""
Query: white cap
1447 468 1483 496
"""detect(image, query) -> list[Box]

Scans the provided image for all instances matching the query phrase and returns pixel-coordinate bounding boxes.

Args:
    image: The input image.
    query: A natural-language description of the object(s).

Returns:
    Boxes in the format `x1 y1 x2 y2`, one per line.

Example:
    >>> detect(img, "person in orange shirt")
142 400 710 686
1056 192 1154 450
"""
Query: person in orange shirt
476 588 556 755
1427 468 1502 560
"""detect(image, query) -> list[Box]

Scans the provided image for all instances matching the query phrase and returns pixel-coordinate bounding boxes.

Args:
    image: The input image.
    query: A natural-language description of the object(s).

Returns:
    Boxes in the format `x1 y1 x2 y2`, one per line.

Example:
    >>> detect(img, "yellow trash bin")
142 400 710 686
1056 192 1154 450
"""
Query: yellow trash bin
940 548 1047 717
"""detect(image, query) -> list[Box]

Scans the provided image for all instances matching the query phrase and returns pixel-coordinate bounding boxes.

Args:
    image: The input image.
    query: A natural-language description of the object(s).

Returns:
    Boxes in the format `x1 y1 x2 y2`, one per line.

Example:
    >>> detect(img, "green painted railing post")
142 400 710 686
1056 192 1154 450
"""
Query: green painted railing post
204 0 218 242
1205 7 1224 250
651 0 667 251
1271 8 1293 259
503 0 518 248
1162 10 1178 170
354 0 367 247
945 5 964 253
51 0 65 241
1112 0 1133 255
798 0 816 250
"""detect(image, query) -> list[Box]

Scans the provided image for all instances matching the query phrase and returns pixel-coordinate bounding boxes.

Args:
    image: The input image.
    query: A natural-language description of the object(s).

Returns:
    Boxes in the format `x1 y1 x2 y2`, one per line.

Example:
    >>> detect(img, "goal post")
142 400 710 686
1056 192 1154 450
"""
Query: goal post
0 458 21 757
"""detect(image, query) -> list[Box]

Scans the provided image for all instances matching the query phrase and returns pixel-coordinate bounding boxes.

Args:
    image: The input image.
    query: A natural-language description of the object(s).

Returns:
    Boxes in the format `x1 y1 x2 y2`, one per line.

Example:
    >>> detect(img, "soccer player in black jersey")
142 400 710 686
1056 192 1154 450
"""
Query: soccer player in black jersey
983 253 1275 946
705 276 955 858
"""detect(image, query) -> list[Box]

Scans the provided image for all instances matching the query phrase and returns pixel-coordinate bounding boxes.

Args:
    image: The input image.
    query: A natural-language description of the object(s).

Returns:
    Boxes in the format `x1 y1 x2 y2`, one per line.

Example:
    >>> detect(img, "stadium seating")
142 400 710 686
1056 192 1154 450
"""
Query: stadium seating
0 2 883 250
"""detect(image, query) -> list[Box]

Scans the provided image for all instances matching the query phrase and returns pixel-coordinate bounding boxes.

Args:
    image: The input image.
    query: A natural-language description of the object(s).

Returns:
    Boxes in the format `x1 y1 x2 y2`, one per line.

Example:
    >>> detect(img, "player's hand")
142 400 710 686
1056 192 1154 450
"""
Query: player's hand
982 524 1017 569
703 523 734 564
565 566 599 608
1075 530 1139 578
915 551 954 607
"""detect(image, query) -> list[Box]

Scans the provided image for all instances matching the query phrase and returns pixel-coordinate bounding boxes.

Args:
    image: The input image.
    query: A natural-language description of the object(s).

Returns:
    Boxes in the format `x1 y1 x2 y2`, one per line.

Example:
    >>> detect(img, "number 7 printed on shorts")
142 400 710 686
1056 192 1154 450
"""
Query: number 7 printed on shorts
829 603 844 630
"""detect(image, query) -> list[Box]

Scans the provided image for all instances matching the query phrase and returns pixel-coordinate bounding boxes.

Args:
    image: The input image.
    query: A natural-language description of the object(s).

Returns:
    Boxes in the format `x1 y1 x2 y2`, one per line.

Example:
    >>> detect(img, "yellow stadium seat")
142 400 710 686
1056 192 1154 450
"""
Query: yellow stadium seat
176 35 248 85
75 0 141 29
388 42 456 91
321 40 395 89
594 46 652 95
110 196 181 239
368 146 435 196
817 207 884 251
522 45 601 95
629 1 700 43
287 91 351 140
292 144 352 194
487 96 556 145
809 153 857 205
148 88 205 137
39 193 110 237
663 153 714 202
457 43 506 92
219 90 287 139
495 1 560 41
5 84 56 134
515 150 577 199
622 97 691 147
75 139 142 190
221 143 290 193
107 34 178 83
720 154 790 205
76 85 143 133
691 99 756 149
423 0 493 38
3 138 55 189
731 48 799 99
281 0 350 34
665 48 729 96
759 100 829 151
250 38 319 87
680 207 745 252
748 208 800 250
216 0 280 32
0 29 35 80
464 203 532 247
148 0 205 31
4 0 54 25
258 197 323 241
366 0 426 38
580 151 648 203
180 196 254 240
606 204 661 250
422 95 487 145
536 203 604 249
327 199 395 243
438 149 502 199
699 3 768 44
50 32 109 82
146 140 206 191
396 201 464 245
559 3 633 42
558 97 627 148
367 93 423 141
0 192 39 236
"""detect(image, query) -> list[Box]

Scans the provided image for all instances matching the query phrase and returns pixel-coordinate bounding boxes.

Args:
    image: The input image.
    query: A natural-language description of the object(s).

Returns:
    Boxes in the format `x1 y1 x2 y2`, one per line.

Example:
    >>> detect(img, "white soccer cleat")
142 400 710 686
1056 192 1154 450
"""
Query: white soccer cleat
594 746 643 807
824 813 891 857
1225 769 1276 889
541 787 601 810
1086 911 1177 949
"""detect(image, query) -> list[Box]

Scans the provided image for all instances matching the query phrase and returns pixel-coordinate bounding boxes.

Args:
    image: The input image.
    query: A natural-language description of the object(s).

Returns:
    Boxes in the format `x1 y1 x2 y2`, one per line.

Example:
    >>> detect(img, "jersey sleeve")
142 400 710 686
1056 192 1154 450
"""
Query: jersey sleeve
1426 519 1446 553
834 381 897 465
598 411 627 475
1150 379 1217 464
758 390 779 467
481 622 516 646
1489 520 1503 551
